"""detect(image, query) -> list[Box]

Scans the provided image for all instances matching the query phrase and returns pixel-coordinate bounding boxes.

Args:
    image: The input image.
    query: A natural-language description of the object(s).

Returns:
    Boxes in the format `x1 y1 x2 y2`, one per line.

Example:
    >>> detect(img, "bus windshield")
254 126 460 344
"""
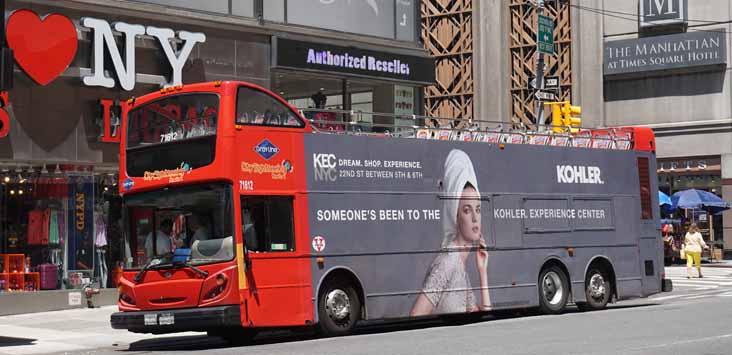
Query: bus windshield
123 183 234 269
126 93 219 177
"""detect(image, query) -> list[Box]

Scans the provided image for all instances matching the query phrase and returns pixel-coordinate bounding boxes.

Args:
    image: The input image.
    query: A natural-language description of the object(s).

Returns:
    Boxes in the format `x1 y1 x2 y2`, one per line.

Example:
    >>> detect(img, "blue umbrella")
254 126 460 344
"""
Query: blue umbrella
658 191 672 206
671 189 729 214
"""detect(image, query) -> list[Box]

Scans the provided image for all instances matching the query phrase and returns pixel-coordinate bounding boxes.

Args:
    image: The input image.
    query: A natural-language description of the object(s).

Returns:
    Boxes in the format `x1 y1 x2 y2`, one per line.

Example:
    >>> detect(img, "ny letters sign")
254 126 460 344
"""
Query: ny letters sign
639 0 687 28
81 18 206 91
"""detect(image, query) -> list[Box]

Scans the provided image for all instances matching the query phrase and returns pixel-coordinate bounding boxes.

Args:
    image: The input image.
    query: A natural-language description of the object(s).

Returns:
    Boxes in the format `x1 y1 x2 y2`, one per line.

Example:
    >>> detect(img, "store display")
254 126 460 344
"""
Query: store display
0 254 39 292
38 263 58 290
1 165 123 293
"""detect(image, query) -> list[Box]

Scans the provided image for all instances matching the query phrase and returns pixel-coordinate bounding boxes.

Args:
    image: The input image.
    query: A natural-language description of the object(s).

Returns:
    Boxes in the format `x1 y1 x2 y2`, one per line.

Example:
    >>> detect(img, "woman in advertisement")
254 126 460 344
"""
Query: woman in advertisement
411 149 491 316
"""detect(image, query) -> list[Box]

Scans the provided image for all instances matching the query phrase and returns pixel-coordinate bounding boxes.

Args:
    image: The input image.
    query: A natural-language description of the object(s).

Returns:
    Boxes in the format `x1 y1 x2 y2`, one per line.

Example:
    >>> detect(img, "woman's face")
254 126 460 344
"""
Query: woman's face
456 186 481 244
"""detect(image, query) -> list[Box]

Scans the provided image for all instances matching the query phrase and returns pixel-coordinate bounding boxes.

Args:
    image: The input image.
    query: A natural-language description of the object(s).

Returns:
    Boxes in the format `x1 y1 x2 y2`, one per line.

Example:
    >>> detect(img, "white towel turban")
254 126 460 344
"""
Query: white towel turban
441 149 479 249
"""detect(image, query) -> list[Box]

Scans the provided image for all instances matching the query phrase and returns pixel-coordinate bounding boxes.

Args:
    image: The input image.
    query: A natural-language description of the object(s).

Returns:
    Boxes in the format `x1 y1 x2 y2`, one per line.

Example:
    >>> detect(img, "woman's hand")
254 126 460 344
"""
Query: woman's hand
476 237 489 271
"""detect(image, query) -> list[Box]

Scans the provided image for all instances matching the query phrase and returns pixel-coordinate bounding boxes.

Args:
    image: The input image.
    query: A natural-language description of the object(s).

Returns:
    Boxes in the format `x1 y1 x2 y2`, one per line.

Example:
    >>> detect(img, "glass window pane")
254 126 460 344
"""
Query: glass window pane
232 0 255 17
132 0 230 14
241 196 294 252
287 0 396 39
236 86 304 127
263 0 285 22
124 183 234 267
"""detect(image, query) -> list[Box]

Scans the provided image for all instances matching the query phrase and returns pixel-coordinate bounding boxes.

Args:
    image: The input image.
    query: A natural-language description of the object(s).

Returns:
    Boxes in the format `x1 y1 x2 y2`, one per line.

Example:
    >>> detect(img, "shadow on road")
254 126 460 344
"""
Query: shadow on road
0 336 36 347
125 303 661 351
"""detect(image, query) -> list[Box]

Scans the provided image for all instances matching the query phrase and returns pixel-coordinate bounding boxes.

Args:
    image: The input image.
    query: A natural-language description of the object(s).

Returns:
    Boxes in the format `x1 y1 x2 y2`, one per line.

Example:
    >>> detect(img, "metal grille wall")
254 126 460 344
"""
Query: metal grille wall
508 0 572 127
421 0 473 126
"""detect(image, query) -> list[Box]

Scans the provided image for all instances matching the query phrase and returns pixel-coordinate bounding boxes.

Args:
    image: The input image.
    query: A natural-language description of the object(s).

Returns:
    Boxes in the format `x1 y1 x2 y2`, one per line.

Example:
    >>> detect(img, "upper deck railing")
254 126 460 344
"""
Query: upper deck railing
298 108 635 151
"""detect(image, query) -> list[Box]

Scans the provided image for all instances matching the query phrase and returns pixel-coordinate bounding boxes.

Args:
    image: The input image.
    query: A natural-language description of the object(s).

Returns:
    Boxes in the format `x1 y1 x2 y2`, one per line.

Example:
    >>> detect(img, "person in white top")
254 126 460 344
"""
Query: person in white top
144 219 174 258
683 223 709 278
189 215 210 245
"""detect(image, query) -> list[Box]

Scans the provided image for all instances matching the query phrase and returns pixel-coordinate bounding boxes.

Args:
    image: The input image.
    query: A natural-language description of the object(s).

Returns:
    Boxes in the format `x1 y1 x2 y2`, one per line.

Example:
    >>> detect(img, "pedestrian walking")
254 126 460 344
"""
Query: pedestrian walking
683 223 709 278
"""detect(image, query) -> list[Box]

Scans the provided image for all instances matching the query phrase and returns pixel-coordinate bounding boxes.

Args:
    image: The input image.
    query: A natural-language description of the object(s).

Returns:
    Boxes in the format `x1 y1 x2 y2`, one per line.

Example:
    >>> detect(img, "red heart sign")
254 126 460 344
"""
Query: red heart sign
6 10 78 86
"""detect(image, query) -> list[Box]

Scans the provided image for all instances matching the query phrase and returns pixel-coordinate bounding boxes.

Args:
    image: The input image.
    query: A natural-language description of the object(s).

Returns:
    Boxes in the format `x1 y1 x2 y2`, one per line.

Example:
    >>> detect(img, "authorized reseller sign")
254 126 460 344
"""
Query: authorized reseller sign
604 30 726 77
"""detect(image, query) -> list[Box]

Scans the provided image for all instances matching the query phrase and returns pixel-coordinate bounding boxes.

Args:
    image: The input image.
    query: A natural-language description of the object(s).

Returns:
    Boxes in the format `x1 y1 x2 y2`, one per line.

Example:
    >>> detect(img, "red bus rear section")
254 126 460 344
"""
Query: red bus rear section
111 81 671 338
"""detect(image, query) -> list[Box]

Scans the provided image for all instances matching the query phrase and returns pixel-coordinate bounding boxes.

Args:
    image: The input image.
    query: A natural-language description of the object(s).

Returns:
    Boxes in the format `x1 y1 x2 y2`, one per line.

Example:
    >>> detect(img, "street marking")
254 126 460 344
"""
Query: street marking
629 332 732 351
684 294 714 300
650 294 687 301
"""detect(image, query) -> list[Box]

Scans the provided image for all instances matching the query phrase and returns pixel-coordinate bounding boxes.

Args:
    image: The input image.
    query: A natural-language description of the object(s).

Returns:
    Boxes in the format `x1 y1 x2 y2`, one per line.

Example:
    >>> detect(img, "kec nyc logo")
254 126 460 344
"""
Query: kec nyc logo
313 153 337 182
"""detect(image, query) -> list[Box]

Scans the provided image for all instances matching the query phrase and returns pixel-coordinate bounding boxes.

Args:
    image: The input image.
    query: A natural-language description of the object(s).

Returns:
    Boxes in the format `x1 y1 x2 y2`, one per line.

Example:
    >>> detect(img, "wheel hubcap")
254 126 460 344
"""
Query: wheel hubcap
325 289 351 322
588 273 606 299
543 271 564 305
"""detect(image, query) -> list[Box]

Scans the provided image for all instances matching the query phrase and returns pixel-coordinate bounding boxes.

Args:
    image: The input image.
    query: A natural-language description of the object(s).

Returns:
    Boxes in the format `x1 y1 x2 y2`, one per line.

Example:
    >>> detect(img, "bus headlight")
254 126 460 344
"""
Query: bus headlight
118 287 136 305
204 273 228 300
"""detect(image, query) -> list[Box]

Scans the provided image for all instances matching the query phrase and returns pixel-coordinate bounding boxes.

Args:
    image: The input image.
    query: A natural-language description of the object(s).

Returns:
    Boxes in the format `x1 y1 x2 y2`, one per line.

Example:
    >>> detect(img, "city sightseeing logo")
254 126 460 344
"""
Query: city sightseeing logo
254 139 280 160
143 162 192 183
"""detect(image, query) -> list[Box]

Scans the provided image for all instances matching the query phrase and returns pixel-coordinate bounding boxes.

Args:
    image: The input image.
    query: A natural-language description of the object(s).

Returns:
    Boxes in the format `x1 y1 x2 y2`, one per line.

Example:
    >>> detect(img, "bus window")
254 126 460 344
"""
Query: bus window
236 86 304 128
241 196 295 252
126 93 219 177
638 157 653 220
123 183 234 268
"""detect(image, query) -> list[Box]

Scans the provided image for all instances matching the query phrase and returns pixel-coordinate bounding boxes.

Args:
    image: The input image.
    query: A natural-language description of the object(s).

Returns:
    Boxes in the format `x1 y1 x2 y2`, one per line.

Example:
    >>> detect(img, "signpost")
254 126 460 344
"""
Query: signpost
533 2 554 127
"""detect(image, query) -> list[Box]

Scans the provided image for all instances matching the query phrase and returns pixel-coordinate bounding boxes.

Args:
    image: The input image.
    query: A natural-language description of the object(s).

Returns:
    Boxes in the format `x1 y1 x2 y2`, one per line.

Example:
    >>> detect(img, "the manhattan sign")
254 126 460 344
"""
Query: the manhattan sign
604 30 726 77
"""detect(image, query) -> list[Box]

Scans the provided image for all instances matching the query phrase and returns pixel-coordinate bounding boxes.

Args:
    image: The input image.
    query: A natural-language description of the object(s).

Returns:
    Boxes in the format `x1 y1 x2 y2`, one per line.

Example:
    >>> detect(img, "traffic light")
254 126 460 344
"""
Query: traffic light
549 102 564 133
561 102 581 133
545 101 581 133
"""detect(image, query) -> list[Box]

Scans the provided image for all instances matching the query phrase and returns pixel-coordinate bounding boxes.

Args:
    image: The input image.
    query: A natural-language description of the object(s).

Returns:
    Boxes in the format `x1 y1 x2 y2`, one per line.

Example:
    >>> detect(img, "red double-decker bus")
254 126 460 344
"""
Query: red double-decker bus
111 81 671 341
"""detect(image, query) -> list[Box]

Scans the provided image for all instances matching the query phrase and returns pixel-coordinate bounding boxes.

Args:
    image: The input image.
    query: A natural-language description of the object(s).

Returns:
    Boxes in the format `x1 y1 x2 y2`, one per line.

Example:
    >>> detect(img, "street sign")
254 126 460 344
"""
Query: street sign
534 90 556 101
544 76 559 89
537 14 554 55
530 75 559 89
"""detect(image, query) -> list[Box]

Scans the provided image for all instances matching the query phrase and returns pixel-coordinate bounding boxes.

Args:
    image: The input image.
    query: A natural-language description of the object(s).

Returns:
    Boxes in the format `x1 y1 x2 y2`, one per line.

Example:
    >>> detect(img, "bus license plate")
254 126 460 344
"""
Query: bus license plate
144 314 157 325
158 313 175 325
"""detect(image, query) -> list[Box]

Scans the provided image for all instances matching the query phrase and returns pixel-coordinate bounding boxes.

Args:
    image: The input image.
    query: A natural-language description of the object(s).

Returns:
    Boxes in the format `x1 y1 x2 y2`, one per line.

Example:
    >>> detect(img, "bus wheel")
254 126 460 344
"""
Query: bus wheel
538 266 569 315
318 279 361 337
577 267 611 312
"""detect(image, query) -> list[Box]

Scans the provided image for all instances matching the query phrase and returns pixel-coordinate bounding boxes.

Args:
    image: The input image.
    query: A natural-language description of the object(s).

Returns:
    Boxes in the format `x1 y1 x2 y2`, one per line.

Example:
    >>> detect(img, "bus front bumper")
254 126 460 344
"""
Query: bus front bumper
662 278 673 292
111 305 241 334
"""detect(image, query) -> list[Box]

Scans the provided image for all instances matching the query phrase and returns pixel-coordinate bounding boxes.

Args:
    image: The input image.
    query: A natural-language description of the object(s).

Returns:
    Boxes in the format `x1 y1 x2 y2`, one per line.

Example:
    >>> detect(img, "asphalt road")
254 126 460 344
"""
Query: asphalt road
67 266 732 355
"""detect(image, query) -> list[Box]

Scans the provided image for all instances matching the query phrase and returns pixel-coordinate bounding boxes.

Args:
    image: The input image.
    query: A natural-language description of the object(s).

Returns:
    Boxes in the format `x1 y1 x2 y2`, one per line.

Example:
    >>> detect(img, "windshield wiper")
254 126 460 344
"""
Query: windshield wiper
134 256 170 283
173 259 209 278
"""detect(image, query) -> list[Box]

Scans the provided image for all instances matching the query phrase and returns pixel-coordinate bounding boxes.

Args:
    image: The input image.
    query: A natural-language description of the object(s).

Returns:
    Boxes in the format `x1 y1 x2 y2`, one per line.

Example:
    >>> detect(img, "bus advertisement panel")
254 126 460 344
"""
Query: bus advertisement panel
303 133 657 319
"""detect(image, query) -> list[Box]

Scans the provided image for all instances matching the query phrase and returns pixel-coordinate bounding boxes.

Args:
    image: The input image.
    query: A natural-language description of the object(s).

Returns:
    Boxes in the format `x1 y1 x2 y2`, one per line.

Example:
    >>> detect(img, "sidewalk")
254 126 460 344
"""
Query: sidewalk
666 259 732 268
703 259 732 268
0 306 201 355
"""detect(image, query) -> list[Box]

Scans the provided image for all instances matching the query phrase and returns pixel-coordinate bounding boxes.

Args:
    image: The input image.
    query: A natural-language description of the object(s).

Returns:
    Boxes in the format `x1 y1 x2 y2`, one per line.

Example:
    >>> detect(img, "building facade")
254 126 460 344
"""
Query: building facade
0 0 433 314
475 0 732 258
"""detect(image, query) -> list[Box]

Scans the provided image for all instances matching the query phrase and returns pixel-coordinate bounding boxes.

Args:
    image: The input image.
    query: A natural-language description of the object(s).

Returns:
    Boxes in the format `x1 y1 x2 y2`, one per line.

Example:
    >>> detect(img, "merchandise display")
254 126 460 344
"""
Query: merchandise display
1 165 124 292
0 254 39 292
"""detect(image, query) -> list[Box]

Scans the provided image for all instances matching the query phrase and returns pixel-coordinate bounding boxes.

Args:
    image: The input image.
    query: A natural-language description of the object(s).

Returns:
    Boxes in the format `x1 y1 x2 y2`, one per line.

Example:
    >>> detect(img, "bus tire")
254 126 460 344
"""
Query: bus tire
317 279 361 337
538 266 569 315
577 267 611 312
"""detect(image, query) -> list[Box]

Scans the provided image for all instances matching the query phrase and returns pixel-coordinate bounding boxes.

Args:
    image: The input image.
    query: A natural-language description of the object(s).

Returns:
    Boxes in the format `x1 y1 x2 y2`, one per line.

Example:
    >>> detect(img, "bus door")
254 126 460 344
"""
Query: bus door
239 195 311 326
637 156 662 295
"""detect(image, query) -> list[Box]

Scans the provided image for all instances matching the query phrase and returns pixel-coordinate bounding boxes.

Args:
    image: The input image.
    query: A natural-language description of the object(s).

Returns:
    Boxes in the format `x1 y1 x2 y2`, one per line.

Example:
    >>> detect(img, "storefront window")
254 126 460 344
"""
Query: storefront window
0 164 121 292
